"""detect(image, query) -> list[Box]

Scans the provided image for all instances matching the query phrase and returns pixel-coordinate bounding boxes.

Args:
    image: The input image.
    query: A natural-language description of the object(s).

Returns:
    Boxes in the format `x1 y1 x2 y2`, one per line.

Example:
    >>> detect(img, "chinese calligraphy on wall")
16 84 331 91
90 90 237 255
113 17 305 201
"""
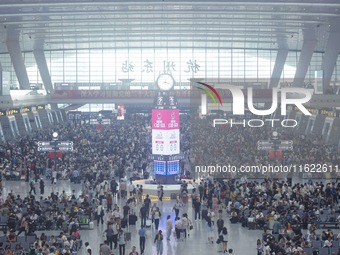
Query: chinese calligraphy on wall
122 59 200 74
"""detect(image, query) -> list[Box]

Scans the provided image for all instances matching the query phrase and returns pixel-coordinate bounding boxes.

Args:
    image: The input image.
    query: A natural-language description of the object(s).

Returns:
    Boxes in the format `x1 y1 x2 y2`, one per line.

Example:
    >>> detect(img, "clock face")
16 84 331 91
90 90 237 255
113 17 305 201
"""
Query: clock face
156 73 175 90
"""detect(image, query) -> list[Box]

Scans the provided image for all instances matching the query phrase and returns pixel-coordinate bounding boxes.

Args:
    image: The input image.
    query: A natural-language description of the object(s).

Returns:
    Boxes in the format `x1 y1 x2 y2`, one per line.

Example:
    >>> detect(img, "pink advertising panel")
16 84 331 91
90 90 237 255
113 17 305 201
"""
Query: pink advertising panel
152 109 180 130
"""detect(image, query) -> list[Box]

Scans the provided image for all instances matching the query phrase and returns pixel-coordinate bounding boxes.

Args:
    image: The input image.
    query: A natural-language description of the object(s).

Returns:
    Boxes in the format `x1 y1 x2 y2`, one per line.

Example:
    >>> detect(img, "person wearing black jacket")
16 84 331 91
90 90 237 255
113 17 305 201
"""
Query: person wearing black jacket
216 215 224 234
143 195 151 218
140 204 147 227
193 197 201 220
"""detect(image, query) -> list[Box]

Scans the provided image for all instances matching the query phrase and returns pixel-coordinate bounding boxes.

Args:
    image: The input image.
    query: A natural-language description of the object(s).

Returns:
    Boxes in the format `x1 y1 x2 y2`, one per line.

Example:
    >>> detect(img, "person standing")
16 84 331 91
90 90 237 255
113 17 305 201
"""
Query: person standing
193 197 201 220
99 240 112 255
120 180 127 199
212 194 219 213
140 203 147 227
153 207 161 231
154 230 163 255
39 179 45 195
158 186 164 204
216 215 224 234
166 215 173 241
29 180 36 195
51 170 57 185
172 199 181 219
143 195 151 218
106 193 113 212
175 217 182 240
118 229 126 255
110 179 118 197
181 213 189 238
256 239 264 255
138 226 146 255
112 221 119 250
220 227 228 253
123 202 130 224
97 204 105 226
104 223 114 250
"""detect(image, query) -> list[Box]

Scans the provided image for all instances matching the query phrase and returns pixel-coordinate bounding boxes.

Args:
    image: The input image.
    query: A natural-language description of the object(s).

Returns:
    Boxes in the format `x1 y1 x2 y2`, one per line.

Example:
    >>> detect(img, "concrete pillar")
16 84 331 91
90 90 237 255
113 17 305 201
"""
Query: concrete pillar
6 29 30 89
293 28 317 87
321 17 340 93
33 48 58 109
0 62 2 96
269 49 289 88
33 49 54 94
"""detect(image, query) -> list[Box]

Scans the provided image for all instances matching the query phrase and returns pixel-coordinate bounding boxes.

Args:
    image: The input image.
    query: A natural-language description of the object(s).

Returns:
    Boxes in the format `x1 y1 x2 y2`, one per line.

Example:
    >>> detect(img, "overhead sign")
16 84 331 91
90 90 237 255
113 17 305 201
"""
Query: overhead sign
38 141 51 146
38 141 73 146
38 146 55 152
38 145 73 152
37 140 74 152
57 141 73 146
257 140 293 151
57 146 74 151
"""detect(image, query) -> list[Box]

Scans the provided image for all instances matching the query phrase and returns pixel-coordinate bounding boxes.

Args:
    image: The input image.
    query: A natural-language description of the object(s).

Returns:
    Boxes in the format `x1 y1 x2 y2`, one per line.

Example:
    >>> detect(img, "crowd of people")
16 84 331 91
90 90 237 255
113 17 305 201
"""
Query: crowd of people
190 116 340 179
0 113 338 255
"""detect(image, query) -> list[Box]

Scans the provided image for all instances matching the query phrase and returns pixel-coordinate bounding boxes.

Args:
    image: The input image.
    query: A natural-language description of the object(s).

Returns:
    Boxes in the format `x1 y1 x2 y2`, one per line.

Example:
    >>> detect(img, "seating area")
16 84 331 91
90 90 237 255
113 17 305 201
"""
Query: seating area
0 235 32 253
0 233 82 254
1 195 94 233
259 222 340 254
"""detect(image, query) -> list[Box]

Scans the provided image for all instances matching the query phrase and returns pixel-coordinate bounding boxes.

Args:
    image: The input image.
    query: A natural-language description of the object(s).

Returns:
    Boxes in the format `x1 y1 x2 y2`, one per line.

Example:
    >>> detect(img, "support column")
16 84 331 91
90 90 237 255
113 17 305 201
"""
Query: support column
6 29 30 89
0 62 2 96
34 39 58 109
33 49 54 94
321 17 340 93
293 28 317 87
269 49 288 88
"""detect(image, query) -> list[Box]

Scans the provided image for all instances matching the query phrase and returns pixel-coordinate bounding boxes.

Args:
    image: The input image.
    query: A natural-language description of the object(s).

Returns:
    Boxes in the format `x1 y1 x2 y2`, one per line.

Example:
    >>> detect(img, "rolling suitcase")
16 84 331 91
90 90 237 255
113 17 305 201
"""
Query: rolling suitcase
89 221 94 229
125 232 131 241
145 219 152 228
121 218 127 228
202 209 208 220
129 214 137 225
248 222 256 230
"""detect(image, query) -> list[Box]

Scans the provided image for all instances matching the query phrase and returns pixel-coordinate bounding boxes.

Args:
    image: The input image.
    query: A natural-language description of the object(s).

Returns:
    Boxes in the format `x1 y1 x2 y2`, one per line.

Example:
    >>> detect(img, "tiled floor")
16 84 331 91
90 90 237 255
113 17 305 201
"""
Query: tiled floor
3 178 267 255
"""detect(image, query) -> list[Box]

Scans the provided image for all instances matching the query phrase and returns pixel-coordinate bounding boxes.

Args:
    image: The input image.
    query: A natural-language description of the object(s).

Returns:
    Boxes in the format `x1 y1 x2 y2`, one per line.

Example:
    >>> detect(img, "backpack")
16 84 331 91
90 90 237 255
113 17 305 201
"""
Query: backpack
106 227 114 237
70 222 78 232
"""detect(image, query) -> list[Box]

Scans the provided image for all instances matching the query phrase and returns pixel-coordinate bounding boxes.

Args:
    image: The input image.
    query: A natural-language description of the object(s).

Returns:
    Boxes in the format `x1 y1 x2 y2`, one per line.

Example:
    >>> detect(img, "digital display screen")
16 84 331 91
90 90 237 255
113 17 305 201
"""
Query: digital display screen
167 160 180 175
154 160 166 175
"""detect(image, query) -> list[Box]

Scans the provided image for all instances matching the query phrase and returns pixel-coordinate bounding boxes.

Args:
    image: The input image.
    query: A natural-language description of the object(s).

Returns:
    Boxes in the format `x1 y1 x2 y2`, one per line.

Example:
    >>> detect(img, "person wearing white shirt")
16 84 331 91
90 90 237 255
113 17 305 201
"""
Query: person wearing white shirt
96 204 104 226
181 215 188 239
324 237 333 247
263 243 271 255
166 215 173 241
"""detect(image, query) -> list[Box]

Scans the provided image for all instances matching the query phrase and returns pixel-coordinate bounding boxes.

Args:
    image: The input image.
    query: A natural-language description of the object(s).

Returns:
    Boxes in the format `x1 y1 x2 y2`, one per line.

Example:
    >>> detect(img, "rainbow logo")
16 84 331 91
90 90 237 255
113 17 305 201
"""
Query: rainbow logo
196 82 223 106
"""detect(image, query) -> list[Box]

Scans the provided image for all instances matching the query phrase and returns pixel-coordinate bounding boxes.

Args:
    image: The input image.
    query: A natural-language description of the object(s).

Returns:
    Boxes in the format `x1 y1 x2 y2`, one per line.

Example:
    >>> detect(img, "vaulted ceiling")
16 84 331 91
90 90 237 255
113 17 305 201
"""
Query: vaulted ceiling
0 0 339 53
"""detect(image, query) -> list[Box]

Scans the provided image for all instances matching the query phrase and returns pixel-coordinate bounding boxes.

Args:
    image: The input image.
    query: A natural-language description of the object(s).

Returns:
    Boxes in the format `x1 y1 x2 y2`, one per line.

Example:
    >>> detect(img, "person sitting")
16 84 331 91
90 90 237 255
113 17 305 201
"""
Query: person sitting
323 236 333 247
4 245 14 255
230 210 238 223
255 211 265 229
7 229 16 242
14 243 23 251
